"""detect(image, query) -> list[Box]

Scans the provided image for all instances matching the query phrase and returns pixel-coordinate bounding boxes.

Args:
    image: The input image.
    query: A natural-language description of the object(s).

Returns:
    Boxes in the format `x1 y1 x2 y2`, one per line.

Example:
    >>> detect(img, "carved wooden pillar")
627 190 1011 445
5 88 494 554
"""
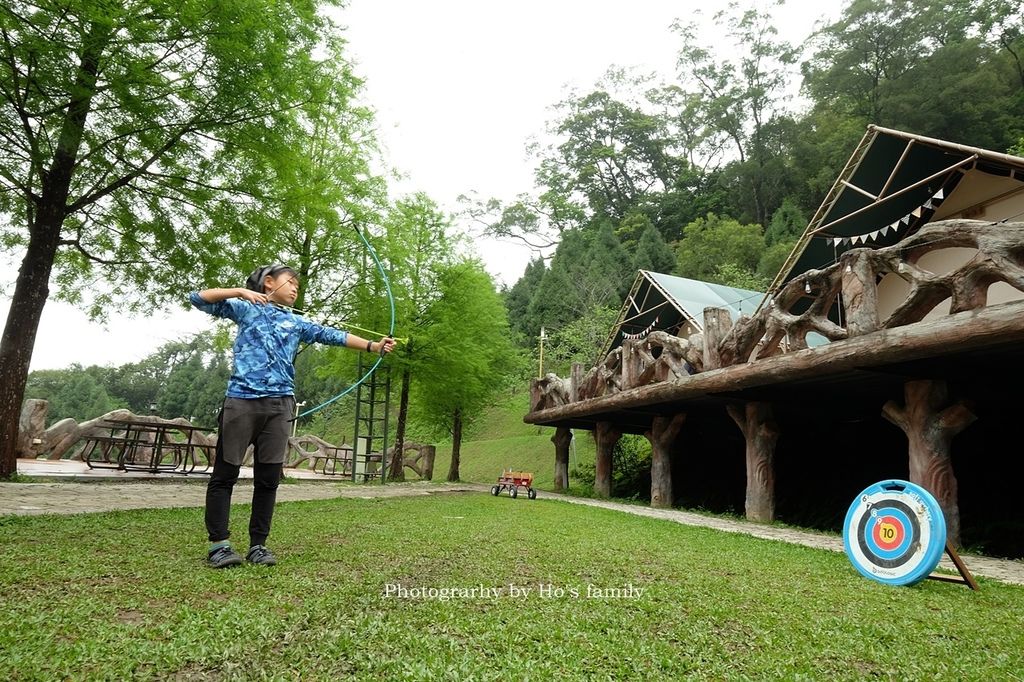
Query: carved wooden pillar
882 380 976 548
570 363 585 402
841 253 880 336
645 413 686 509
727 402 779 522
552 427 572 491
594 421 622 498
703 307 733 370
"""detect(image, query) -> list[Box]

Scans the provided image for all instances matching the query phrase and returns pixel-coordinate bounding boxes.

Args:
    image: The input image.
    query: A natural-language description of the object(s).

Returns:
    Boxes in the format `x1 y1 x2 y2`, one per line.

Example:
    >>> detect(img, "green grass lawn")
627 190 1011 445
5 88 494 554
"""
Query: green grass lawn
2 493 1022 680
420 390 596 490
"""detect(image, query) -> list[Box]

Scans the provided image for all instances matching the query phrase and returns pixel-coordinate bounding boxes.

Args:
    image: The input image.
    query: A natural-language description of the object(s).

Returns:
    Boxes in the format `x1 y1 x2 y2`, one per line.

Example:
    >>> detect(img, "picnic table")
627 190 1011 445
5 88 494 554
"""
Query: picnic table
82 418 215 475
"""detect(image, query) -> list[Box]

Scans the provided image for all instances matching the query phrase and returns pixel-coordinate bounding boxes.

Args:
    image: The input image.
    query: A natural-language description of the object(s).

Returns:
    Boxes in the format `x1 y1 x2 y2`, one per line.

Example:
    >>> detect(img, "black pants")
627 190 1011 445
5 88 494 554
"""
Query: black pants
205 396 292 547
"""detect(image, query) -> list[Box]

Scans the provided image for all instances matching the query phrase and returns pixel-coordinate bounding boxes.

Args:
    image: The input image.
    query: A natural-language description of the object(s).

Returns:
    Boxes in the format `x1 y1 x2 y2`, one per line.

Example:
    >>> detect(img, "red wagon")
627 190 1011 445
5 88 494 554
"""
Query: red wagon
491 469 537 499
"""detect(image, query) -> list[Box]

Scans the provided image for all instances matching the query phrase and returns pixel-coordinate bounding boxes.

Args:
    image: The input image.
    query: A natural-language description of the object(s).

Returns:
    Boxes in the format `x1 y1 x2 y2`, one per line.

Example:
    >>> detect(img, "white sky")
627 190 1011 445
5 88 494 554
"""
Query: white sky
2 0 844 371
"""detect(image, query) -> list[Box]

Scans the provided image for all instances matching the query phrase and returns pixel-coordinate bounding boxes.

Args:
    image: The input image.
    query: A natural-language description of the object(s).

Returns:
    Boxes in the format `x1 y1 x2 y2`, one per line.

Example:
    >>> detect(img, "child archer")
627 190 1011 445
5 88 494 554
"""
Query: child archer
191 264 395 568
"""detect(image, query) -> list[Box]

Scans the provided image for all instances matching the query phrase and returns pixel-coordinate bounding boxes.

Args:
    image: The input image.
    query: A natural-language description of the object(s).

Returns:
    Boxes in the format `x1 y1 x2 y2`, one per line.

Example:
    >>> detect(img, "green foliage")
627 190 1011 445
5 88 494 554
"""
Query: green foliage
714 262 769 292
757 240 797 285
504 257 546 344
765 198 807 247
675 213 765 285
802 0 1024 152
24 366 121 424
631 218 677 274
411 261 517 441
527 224 633 334
572 434 653 500
23 335 233 427
544 306 620 376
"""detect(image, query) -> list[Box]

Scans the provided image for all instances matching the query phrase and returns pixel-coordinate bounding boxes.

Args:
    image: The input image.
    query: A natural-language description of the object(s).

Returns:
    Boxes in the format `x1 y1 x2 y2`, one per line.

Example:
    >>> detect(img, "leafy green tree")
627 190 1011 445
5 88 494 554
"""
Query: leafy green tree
546 83 681 223
676 213 765 284
377 194 457 481
410 261 516 482
757 241 797 285
0 0 351 477
765 199 806 246
632 220 677 274
157 355 204 421
25 365 120 424
545 306 620 375
673 2 798 225
527 230 591 331
802 0 1024 151
504 257 546 344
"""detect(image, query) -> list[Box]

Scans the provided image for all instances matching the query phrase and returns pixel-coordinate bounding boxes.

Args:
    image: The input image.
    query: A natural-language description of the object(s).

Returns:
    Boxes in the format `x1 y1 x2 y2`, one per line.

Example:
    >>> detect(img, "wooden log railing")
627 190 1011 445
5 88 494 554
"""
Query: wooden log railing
530 219 1024 413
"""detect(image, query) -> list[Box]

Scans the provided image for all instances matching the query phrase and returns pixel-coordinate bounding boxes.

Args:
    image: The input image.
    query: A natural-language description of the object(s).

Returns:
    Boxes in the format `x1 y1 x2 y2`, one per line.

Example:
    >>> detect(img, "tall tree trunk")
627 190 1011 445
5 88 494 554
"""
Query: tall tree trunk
0 23 109 478
387 367 411 481
447 407 462 482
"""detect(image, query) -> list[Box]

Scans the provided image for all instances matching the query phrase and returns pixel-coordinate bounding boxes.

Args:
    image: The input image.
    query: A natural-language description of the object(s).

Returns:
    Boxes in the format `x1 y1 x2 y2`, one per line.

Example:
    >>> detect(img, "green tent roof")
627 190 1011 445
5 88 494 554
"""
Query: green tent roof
601 271 764 357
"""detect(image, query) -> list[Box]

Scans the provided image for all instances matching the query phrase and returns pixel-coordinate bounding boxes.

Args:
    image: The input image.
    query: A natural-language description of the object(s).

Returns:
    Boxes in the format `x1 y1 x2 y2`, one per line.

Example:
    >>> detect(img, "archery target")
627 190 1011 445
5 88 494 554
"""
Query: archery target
842 479 946 586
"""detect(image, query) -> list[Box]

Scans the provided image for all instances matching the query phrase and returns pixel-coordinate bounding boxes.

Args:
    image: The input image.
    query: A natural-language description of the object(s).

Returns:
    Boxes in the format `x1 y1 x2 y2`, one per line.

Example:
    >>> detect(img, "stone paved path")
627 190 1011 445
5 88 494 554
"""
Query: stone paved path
2 479 1022 586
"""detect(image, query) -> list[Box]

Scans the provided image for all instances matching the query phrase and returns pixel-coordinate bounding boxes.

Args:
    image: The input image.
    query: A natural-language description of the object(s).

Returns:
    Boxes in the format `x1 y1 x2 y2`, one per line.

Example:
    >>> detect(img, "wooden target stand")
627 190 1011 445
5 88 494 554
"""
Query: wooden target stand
925 540 979 591
844 479 980 591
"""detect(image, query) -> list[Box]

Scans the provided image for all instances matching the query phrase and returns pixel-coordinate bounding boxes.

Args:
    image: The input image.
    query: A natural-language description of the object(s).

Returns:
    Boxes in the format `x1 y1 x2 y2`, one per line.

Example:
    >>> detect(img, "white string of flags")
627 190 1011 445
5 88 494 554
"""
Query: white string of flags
826 187 945 248
621 315 660 340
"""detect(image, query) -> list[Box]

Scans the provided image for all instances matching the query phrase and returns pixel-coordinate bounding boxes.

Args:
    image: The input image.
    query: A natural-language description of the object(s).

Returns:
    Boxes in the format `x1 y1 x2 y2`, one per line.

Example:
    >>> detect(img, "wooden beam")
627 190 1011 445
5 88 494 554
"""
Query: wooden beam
525 301 1024 426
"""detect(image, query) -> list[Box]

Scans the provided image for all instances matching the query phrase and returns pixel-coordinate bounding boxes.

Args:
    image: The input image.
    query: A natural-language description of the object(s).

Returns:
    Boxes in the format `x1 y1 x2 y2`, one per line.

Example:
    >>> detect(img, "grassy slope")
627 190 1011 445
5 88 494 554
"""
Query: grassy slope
426 390 595 489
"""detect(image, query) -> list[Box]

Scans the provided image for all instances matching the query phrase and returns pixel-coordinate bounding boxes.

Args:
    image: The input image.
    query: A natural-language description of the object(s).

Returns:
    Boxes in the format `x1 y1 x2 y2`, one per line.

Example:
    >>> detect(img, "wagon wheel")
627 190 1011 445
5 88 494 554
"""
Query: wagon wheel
490 485 500 496
527 487 537 500
509 486 517 499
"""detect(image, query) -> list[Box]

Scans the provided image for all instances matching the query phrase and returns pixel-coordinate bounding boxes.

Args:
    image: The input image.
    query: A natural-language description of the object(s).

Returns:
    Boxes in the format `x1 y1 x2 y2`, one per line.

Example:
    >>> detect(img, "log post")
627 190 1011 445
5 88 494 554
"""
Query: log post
841 253 880 336
594 421 621 498
570 363 585 402
727 402 779 522
552 427 572 491
645 413 686 509
703 307 733 370
882 380 976 548
620 340 639 390
17 399 48 458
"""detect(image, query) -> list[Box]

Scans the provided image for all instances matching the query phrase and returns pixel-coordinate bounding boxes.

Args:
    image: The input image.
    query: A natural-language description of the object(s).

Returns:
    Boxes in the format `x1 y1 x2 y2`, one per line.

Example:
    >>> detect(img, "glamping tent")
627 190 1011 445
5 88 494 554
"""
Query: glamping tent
601 270 763 358
764 125 1024 319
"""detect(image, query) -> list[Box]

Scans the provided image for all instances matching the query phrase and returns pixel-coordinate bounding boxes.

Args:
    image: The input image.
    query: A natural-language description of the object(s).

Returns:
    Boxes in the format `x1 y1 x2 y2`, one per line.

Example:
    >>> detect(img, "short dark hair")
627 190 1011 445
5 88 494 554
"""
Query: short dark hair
245 264 297 293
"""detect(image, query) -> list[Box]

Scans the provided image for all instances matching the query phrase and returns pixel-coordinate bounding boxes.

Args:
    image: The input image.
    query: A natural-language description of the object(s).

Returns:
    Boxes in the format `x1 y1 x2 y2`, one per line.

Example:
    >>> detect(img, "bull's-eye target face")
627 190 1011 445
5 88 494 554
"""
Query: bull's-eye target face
842 479 947 586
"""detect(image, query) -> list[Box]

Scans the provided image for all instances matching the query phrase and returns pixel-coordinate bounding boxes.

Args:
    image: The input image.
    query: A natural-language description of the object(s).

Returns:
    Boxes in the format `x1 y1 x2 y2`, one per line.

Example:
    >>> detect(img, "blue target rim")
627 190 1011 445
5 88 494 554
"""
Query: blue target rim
842 479 947 586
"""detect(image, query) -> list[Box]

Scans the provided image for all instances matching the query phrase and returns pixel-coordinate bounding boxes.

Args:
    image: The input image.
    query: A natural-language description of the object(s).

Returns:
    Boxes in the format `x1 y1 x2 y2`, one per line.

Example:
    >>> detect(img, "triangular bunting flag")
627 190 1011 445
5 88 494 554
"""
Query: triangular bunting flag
881 225 890 236
924 199 934 210
934 188 944 200
912 207 922 218
901 215 911 225
870 230 880 241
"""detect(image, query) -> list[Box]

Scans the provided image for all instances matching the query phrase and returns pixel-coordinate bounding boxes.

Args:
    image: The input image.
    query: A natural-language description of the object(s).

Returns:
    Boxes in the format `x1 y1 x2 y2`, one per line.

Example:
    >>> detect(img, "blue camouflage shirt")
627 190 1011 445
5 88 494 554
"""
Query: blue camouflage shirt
190 293 349 398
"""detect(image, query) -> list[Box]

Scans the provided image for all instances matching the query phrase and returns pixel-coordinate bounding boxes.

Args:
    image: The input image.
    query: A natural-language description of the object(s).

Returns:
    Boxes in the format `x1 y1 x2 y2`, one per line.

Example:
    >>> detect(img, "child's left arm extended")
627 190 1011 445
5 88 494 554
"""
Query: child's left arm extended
301 322 395 356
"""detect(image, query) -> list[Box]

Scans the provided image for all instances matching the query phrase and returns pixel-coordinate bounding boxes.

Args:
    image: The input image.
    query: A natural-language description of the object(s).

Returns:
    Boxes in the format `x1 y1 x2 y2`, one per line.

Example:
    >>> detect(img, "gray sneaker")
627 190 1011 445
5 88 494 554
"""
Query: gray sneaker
246 545 277 566
208 544 243 569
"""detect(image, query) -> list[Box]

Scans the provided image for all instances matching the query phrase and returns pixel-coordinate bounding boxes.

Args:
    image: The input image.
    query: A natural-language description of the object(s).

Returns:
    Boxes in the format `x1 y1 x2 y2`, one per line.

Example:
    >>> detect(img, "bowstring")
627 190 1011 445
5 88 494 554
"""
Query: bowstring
293 226 395 420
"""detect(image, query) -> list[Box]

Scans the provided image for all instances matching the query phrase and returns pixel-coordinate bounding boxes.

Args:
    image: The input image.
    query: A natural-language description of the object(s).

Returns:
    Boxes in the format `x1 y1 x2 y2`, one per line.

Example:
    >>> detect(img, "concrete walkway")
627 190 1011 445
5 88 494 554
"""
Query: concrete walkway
3 467 1022 587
